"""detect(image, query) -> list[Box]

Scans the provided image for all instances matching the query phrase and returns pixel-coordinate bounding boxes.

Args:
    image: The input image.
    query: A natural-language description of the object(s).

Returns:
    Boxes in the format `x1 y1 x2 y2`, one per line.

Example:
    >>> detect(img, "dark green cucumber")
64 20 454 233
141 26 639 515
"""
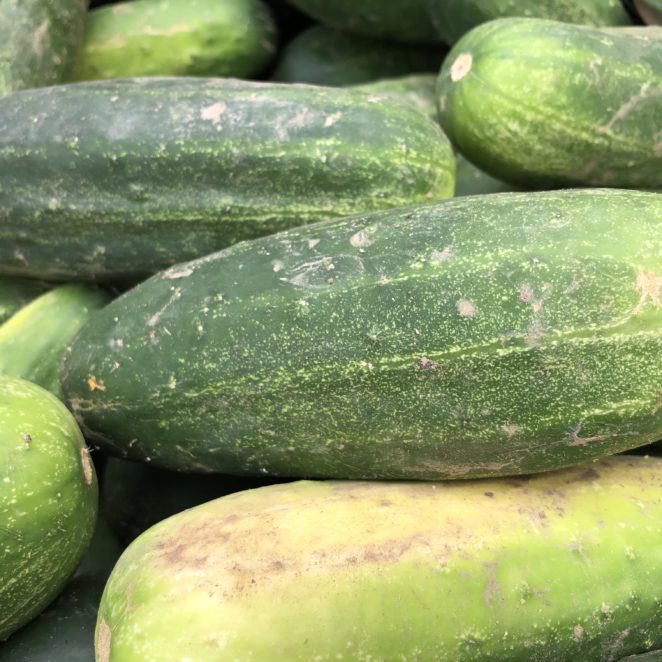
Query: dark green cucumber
437 20 662 189
0 518 122 661
272 25 444 86
0 285 111 398
427 0 631 45
455 152 521 196
0 77 455 282
74 0 277 81
61 189 662 480
96 456 662 661
0 278 48 324
102 457 285 543
0 0 88 95
282 0 437 43
0 376 98 640
620 652 662 661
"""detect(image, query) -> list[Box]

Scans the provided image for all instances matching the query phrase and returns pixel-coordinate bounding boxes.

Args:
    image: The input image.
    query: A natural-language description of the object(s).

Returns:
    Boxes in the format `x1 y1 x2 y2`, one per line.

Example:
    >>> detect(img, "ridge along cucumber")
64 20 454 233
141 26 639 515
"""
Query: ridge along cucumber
427 0 631 45
277 0 438 44
73 0 278 81
95 456 662 661
0 77 455 282
0 376 98 641
0 277 49 325
437 19 662 189
60 189 662 480
0 0 88 95
271 25 444 86
0 285 111 399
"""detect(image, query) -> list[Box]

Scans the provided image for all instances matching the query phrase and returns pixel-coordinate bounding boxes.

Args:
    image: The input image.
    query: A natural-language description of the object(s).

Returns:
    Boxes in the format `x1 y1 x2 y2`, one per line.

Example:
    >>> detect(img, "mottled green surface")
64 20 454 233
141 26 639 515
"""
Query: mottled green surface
438 20 662 189
97 456 662 661
0 285 111 398
427 0 631 44
272 25 444 86
0 518 122 661
0 377 98 640
0 278 48 325
61 190 662 479
0 0 88 95
102 457 284 543
74 0 277 81
282 0 438 43
0 77 454 282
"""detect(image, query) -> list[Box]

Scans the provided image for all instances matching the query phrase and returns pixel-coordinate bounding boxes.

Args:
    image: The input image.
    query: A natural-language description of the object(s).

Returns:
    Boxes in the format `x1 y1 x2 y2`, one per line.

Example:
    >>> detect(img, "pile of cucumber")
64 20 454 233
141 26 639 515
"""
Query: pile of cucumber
0 0 661 660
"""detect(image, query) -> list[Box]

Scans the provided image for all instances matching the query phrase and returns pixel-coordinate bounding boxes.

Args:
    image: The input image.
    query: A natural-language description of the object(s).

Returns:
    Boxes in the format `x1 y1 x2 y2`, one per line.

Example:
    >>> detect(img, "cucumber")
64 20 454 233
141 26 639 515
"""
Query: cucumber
281 0 437 43
437 19 662 189
74 0 278 81
0 0 88 95
102 457 285 543
61 189 662 480
620 652 662 660
427 0 631 45
0 376 98 640
0 285 111 398
0 77 455 282
455 152 522 196
0 278 48 325
272 25 444 86
96 456 662 661
0 518 122 661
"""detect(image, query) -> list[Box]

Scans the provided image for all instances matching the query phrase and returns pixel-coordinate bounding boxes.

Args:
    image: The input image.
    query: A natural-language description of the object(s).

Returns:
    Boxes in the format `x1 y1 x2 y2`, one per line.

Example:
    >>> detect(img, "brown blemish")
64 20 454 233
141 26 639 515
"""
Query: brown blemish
200 102 227 125
32 21 49 55
450 53 473 82
22 433 32 444
87 376 106 392
80 447 94 486
652 388 662 416
501 423 522 438
483 562 501 608
632 270 662 315
484 491 494 498
456 299 476 318
572 624 584 641
418 356 437 371
96 617 111 662
568 468 601 483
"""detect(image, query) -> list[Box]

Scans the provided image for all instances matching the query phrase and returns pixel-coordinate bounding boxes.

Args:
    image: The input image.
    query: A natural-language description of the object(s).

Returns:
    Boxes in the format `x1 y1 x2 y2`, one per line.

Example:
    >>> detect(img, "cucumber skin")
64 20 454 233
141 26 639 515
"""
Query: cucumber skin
0 77 455 282
272 25 444 86
0 0 88 95
61 189 662 480
281 0 438 43
0 377 98 641
427 0 631 44
96 456 662 661
437 19 662 189
0 277 49 325
74 0 277 81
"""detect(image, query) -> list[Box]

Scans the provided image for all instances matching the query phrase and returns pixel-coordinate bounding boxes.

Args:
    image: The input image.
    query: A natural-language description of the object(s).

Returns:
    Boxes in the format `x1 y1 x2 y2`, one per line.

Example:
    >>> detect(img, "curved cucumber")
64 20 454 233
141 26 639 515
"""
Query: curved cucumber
427 0 631 44
437 19 662 189
74 0 277 81
0 376 97 640
0 0 88 95
0 278 48 325
272 25 444 86
96 456 662 660
61 189 662 480
0 77 455 281
0 285 111 398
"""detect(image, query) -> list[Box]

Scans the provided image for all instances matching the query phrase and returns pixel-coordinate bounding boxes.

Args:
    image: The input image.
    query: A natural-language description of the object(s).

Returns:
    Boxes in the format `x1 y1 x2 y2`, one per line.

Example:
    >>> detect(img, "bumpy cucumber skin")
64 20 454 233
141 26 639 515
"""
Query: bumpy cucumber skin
281 0 438 43
0 377 98 641
0 0 88 95
427 0 631 44
96 456 662 661
0 77 455 282
0 285 111 398
74 0 277 81
0 278 48 325
437 20 662 189
272 25 444 86
61 189 662 479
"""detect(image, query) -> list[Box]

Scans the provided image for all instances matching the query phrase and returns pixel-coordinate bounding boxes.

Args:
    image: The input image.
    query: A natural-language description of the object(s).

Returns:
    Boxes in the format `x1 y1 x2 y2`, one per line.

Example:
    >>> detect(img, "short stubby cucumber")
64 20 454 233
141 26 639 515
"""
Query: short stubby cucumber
0 376 98 640
0 77 455 281
0 0 88 95
0 285 111 398
272 25 444 86
282 0 438 43
0 277 48 324
427 0 631 45
96 456 662 661
437 19 662 189
61 189 662 480
74 0 277 81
